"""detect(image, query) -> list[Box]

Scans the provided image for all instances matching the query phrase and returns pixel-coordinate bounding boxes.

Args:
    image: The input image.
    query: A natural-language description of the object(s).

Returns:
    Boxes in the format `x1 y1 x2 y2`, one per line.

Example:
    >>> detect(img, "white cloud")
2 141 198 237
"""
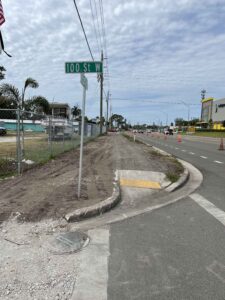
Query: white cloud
0 0 225 124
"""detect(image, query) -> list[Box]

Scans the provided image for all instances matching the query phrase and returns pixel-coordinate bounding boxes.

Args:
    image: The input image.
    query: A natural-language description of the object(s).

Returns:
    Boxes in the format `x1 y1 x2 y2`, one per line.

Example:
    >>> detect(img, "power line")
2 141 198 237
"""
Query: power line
99 0 110 78
72 0 95 61
89 0 101 56
98 0 111 100
111 98 201 105
93 0 103 51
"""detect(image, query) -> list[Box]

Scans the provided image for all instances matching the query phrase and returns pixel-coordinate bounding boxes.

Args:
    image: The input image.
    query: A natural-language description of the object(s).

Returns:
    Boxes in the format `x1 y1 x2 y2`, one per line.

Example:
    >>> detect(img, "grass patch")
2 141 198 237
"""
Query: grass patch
192 132 225 138
0 134 99 178
166 172 180 183
166 157 184 183
0 157 17 178
149 149 163 157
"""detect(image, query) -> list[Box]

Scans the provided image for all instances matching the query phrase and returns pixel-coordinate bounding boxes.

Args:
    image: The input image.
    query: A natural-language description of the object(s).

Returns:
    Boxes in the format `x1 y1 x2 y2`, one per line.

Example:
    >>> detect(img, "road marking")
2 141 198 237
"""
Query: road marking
175 147 179 150
189 152 195 155
72 228 109 300
214 160 224 164
200 156 207 159
181 149 186 152
120 178 161 189
190 193 225 227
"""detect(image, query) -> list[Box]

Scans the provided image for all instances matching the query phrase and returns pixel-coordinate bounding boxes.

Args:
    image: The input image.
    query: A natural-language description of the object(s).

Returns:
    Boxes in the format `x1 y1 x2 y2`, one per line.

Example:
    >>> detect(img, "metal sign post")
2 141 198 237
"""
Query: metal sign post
65 61 101 199
78 74 88 199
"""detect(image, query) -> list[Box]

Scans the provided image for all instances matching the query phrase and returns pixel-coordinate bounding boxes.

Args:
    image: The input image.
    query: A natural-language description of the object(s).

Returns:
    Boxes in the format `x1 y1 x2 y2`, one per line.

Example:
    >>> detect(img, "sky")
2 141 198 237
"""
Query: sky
1 0 225 125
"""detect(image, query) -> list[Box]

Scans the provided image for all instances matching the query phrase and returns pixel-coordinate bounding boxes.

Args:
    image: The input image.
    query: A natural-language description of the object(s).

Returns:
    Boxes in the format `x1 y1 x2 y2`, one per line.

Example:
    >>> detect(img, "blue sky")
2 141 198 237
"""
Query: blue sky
1 0 225 125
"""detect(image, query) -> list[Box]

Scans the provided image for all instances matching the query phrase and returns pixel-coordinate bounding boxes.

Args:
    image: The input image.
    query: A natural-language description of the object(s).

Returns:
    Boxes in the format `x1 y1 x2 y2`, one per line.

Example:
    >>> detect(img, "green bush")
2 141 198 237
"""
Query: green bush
195 129 225 133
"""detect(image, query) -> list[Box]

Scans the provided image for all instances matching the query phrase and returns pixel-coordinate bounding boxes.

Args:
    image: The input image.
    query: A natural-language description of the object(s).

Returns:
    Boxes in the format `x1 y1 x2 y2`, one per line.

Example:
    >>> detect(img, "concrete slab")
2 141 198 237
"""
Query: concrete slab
118 170 170 189
117 170 171 209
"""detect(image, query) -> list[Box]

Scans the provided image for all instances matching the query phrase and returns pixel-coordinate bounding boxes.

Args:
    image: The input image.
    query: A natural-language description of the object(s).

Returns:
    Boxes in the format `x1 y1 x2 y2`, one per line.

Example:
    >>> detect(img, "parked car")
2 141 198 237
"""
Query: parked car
0 126 7 136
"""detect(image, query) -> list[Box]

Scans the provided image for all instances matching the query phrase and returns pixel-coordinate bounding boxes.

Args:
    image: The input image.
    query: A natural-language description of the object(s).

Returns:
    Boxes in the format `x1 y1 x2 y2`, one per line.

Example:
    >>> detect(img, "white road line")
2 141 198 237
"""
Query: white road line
200 156 207 159
214 160 224 164
189 152 195 155
72 228 109 300
181 149 186 152
175 147 179 150
190 193 225 227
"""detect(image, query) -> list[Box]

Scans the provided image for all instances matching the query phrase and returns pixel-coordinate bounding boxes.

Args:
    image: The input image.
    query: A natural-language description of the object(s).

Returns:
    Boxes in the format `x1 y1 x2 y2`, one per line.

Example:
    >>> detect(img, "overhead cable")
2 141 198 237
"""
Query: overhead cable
72 0 95 61
89 0 101 56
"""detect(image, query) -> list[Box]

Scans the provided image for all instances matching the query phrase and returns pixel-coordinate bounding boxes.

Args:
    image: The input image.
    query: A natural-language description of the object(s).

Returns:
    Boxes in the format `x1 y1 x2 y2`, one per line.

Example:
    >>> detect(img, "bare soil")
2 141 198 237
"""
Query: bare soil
0 133 182 222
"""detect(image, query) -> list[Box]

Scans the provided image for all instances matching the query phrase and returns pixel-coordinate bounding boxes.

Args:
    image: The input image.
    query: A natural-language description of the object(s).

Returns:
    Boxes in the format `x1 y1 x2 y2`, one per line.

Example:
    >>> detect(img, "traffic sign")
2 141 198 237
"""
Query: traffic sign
80 74 88 90
65 61 102 74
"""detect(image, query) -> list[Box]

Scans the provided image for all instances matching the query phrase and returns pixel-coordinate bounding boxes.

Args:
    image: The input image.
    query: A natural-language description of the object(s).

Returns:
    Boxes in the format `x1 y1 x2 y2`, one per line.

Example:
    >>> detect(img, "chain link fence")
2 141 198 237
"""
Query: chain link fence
0 108 103 178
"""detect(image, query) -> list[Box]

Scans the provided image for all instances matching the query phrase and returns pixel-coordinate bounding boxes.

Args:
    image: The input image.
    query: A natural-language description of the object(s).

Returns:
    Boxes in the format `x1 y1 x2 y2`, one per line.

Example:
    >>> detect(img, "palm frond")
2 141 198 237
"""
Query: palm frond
24 78 39 90
0 83 21 104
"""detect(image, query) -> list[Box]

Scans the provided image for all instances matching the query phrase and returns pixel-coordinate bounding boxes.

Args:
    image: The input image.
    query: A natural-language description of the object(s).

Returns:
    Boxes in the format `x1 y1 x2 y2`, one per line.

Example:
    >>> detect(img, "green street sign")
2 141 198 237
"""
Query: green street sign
65 61 102 74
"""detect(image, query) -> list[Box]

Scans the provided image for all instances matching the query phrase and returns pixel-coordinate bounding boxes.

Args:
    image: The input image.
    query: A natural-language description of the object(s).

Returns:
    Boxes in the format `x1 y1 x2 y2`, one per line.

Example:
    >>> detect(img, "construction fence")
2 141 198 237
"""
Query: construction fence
0 108 104 177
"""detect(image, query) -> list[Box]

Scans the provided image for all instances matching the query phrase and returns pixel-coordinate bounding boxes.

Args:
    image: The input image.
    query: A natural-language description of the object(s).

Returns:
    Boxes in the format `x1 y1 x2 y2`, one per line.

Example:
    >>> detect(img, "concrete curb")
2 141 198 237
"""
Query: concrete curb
137 139 190 193
65 171 120 222
165 159 189 192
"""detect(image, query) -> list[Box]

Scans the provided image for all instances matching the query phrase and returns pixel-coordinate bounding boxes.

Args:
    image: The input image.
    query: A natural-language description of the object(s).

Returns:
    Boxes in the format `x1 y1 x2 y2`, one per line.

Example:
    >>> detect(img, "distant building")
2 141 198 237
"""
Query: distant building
200 97 225 129
212 98 225 129
201 97 214 123
50 102 71 119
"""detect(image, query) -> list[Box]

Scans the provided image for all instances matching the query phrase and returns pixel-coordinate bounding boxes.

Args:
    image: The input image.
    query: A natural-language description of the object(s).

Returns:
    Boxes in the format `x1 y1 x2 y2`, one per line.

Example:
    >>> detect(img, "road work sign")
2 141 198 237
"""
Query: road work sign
65 61 102 73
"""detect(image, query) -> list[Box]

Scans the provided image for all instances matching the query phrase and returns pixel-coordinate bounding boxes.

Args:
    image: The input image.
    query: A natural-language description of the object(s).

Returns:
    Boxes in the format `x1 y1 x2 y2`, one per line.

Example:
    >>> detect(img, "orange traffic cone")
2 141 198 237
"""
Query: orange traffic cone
218 138 224 150
177 133 182 143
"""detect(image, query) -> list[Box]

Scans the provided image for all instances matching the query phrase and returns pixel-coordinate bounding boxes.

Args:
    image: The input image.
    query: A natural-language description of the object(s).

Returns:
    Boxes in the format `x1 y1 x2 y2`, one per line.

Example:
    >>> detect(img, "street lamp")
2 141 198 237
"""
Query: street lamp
181 101 190 131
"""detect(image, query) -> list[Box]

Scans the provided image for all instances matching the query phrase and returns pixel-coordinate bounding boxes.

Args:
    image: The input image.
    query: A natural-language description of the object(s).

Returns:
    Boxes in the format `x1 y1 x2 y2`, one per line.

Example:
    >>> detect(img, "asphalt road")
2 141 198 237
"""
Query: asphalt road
138 133 225 211
107 134 225 300
71 133 225 300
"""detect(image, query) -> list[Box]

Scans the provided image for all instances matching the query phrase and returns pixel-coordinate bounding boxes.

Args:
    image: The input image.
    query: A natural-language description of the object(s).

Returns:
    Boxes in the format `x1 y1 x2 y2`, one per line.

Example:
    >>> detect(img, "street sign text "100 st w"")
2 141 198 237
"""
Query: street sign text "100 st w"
65 61 103 74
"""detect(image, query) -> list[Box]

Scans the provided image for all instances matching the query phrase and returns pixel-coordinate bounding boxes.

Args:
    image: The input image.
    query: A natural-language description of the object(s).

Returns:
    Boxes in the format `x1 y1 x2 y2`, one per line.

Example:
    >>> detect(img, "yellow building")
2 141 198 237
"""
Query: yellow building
201 97 214 123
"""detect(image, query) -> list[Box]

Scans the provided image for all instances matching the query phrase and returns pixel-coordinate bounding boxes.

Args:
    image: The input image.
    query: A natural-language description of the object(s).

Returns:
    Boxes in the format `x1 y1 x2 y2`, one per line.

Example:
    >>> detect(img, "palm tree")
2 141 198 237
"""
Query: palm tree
21 78 39 108
0 79 39 108
71 105 81 119
0 78 40 158
0 83 20 104
25 96 50 115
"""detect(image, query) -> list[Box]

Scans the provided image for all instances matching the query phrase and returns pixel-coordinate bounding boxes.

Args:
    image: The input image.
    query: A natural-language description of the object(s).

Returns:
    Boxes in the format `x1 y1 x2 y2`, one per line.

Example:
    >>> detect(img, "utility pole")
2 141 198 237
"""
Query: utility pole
100 51 103 134
106 91 109 133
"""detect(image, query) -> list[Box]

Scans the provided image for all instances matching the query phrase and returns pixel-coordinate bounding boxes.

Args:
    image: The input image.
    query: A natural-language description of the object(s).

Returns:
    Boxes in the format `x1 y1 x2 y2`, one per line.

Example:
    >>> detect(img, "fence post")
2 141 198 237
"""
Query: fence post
62 120 65 151
48 115 53 157
16 108 22 175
